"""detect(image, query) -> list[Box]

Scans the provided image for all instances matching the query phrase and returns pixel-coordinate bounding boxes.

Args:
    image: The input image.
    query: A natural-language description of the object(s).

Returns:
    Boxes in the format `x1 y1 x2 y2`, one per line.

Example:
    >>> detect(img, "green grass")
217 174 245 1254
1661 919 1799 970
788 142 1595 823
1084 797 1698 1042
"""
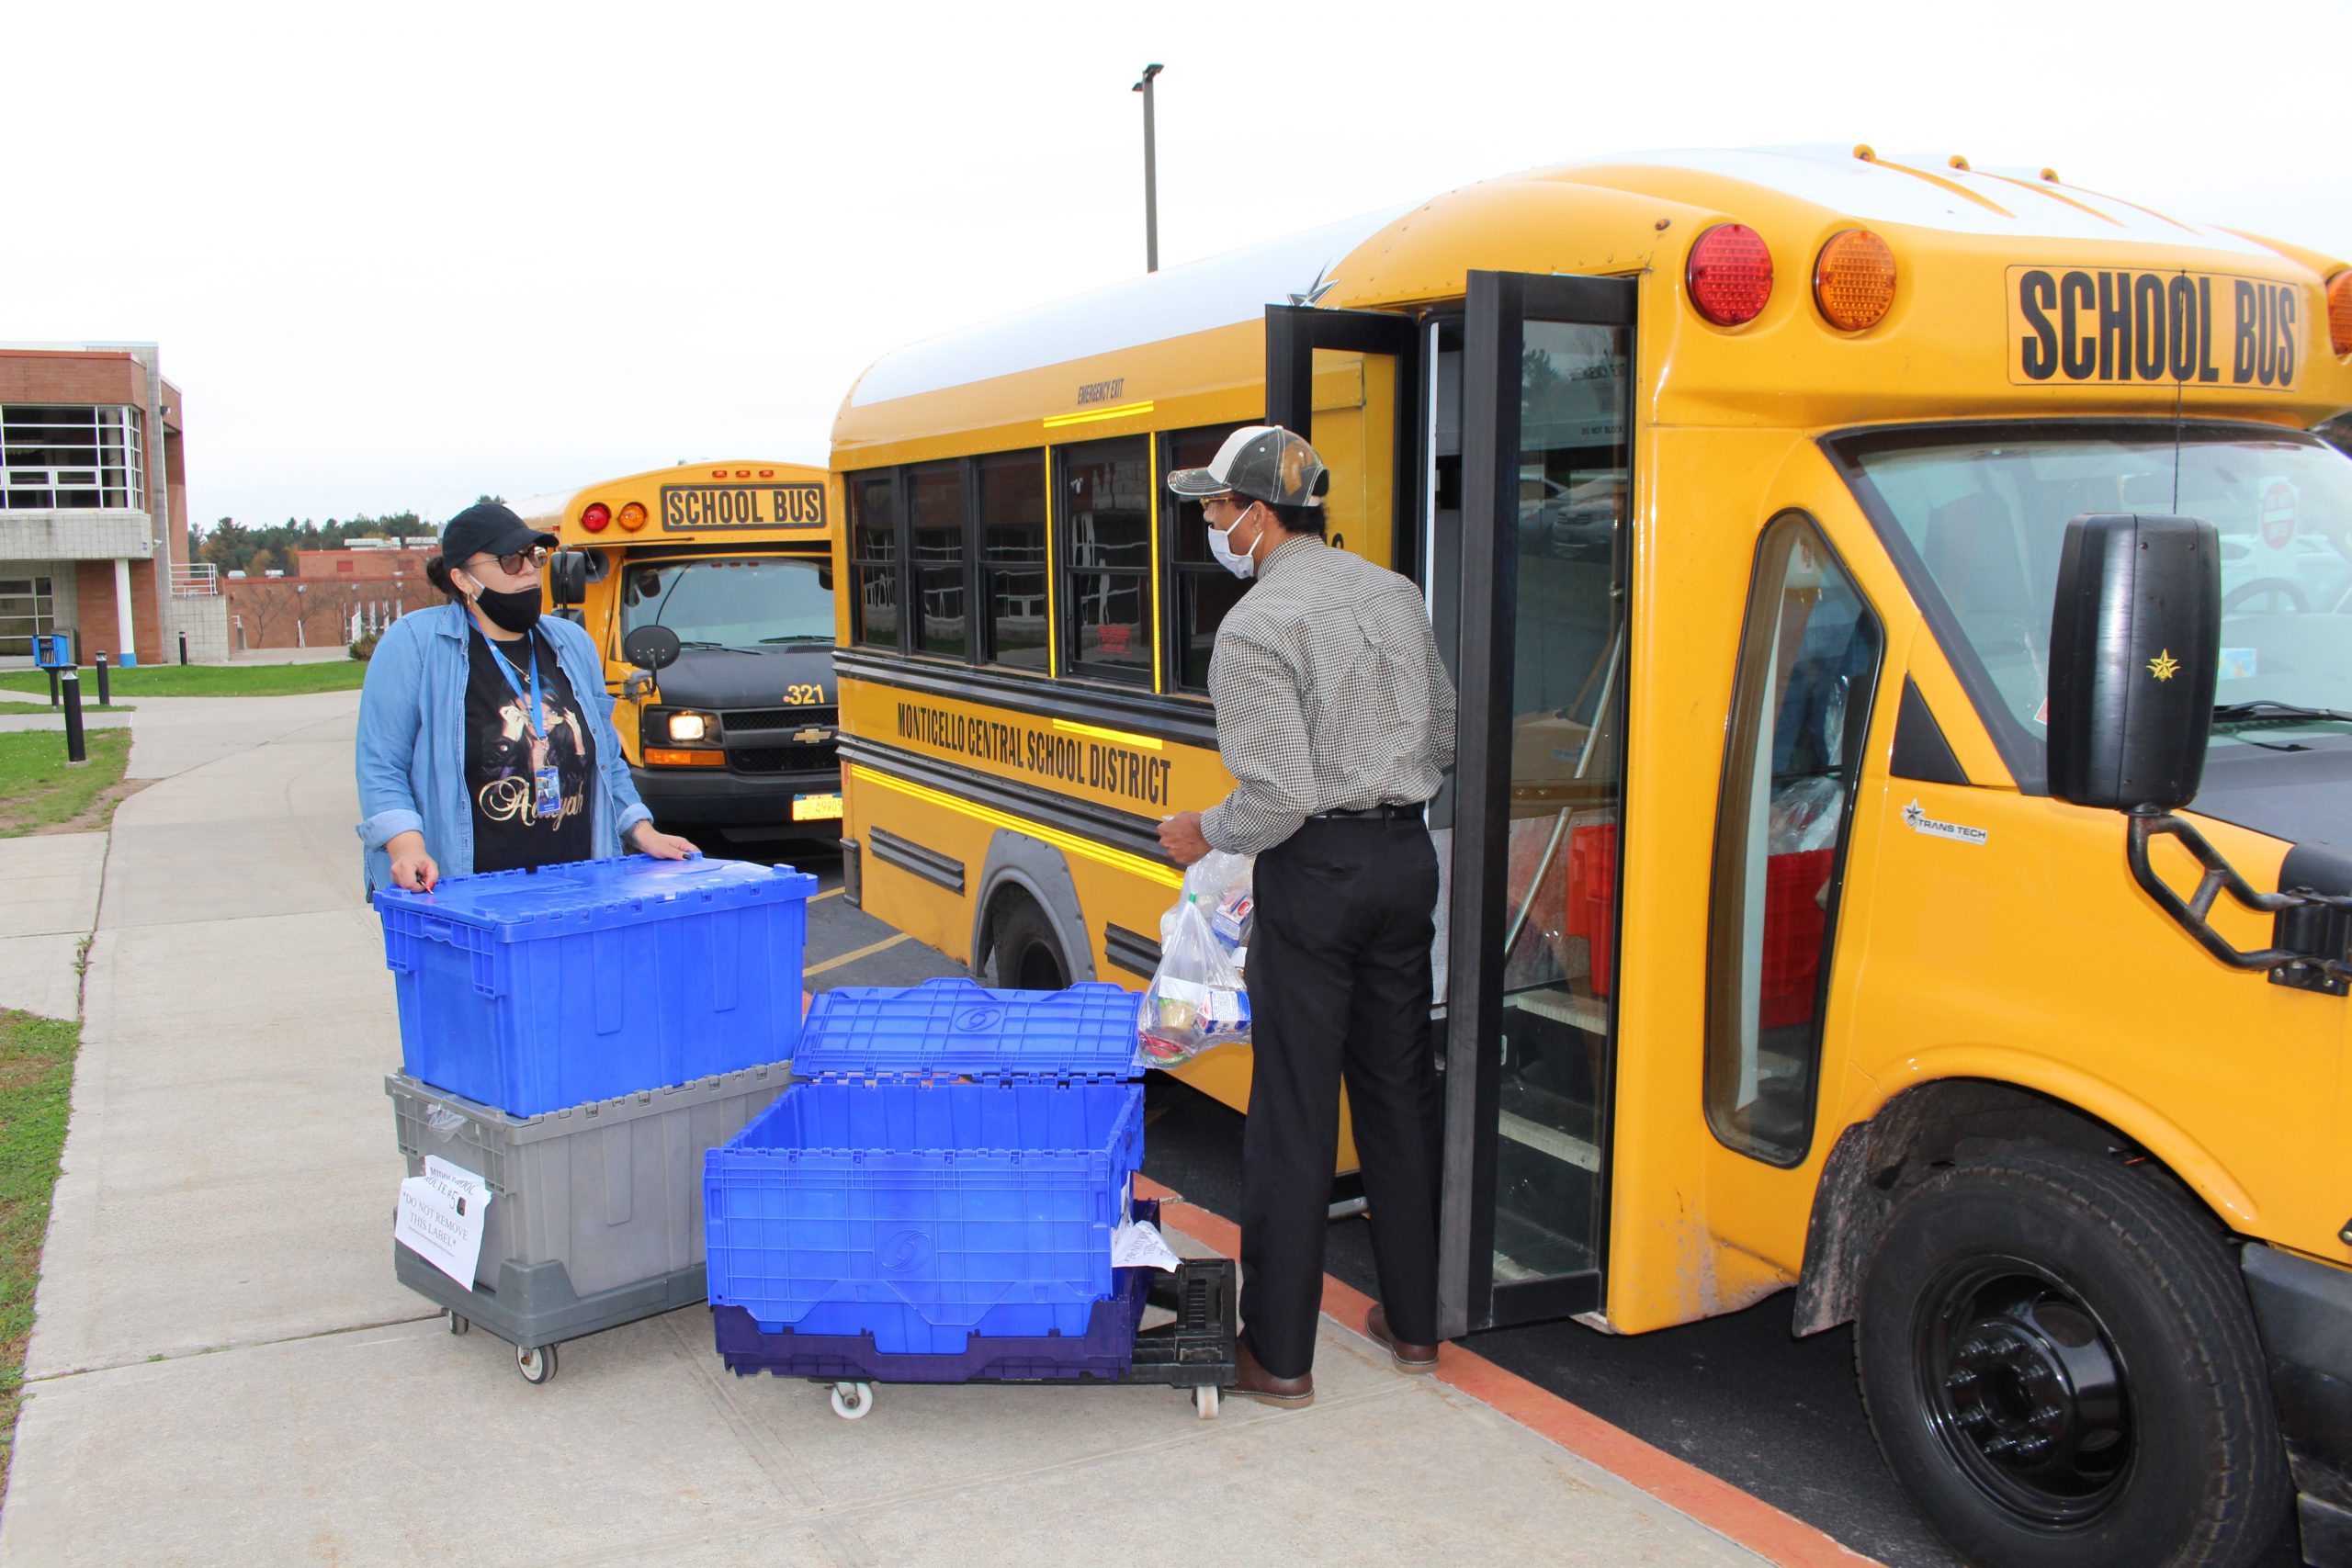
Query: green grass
0 1010 80 1500
0 701 130 717
0 662 365 699
0 730 134 837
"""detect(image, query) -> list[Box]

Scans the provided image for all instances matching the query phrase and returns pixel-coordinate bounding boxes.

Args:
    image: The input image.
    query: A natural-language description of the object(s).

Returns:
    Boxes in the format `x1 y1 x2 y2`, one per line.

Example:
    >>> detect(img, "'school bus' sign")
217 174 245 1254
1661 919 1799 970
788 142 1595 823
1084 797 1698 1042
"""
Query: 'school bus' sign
660 483 829 531
2007 266 2302 389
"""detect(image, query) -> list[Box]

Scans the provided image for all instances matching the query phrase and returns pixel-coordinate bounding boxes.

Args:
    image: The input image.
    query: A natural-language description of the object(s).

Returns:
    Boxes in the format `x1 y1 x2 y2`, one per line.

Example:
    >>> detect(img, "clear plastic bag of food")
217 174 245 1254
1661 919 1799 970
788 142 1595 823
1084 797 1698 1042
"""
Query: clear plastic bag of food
1767 775 1845 854
1161 850 1254 978
1136 893 1251 1068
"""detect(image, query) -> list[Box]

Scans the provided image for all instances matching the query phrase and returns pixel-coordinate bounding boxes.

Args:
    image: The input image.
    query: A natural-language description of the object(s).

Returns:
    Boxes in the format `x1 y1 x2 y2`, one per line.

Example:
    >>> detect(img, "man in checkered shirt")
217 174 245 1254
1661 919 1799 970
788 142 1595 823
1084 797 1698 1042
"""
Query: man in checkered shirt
1156 425 1455 1407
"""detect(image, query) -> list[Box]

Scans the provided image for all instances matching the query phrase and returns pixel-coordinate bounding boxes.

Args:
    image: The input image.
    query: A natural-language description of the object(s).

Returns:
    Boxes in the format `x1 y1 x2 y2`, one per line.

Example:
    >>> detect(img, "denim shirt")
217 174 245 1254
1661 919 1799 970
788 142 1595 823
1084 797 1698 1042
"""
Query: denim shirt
353 600 653 895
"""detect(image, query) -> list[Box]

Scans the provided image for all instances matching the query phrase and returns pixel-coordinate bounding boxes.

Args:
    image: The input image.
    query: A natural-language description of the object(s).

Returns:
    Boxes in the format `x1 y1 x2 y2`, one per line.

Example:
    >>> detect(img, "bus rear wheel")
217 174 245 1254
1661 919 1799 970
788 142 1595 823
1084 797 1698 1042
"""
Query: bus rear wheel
989 892 1069 992
1855 1147 2285 1568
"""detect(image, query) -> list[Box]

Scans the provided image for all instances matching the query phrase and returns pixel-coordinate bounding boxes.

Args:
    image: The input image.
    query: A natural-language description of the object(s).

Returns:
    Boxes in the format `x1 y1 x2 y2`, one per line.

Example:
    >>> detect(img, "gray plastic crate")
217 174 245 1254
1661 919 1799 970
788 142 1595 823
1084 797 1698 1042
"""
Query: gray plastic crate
388 1062 790 1366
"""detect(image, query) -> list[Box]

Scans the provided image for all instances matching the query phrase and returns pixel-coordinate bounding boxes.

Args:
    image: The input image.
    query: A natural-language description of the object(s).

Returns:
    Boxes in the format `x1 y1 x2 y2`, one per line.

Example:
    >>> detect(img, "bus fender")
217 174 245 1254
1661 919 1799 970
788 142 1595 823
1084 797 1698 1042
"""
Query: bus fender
1791 1071 2254 1336
969 830 1096 985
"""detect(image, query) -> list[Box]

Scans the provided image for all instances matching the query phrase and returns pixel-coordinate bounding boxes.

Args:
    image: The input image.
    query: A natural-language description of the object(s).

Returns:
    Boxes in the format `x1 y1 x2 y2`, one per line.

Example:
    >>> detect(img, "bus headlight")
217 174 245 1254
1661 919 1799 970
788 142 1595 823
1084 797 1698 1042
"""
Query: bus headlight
668 712 712 742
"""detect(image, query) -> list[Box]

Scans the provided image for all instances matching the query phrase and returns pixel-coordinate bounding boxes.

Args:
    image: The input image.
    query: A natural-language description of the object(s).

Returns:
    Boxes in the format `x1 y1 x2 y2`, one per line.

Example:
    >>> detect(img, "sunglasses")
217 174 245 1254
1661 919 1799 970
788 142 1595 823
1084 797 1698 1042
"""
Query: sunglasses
473 547 548 576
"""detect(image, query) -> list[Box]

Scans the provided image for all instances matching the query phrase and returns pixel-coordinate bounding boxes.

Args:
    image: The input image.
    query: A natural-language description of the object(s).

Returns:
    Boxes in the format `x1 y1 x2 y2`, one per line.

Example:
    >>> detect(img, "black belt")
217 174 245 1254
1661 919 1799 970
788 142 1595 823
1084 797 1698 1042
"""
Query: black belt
1307 803 1423 821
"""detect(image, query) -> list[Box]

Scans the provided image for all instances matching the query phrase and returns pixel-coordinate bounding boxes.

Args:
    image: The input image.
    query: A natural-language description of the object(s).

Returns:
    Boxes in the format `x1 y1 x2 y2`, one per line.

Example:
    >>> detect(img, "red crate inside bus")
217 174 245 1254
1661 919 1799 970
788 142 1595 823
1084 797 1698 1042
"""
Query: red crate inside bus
1565 826 1831 1023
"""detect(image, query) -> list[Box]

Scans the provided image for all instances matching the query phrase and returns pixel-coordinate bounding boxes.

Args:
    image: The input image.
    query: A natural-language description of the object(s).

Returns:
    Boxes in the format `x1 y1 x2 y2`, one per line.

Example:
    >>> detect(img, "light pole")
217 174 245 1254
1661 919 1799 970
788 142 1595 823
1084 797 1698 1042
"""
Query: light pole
1132 63 1164 272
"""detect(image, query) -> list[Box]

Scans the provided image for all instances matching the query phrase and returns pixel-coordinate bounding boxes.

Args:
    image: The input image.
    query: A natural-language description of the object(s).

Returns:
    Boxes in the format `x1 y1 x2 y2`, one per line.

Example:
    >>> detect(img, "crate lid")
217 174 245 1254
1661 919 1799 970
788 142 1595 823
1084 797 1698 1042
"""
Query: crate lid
375 854 817 935
794 978 1139 1079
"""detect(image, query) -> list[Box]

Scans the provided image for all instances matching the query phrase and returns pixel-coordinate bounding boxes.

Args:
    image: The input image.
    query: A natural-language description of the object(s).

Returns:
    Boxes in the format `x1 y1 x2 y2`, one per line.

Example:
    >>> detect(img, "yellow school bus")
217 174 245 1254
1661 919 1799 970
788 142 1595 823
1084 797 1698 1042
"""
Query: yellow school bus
831 148 2352 1565
519 461 844 842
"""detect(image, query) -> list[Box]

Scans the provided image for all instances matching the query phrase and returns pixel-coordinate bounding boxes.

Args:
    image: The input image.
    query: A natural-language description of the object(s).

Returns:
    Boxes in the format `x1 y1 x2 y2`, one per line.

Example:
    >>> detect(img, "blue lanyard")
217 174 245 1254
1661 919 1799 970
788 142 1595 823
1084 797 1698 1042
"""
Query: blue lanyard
480 628 545 739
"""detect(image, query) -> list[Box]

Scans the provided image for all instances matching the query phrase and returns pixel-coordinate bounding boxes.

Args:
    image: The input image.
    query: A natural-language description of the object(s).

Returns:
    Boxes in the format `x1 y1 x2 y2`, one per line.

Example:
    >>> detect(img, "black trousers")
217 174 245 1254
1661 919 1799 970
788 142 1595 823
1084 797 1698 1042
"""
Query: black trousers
1240 816 1442 1379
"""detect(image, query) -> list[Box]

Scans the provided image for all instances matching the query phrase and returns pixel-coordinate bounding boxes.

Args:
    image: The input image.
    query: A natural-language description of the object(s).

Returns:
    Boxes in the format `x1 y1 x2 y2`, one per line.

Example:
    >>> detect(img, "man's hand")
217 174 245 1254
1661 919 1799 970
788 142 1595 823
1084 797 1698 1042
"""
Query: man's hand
1157 810 1211 867
628 822 700 861
386 830 439 892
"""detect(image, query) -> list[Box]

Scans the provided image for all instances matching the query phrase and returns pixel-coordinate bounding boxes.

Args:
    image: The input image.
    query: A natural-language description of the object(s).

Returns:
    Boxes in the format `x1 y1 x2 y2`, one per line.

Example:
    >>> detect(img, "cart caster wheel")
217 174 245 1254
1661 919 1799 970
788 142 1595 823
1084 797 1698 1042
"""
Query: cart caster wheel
1193 1384 1221 1419
830 1381 875 1420
447 1312 469 1336
516 1343 557 1385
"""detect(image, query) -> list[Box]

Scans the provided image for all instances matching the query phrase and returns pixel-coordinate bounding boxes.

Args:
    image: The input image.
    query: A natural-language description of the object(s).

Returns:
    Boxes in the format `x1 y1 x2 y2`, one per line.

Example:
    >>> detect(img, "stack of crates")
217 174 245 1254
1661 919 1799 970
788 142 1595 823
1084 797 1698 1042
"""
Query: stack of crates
376 855 816 1382
703 977 1148 1379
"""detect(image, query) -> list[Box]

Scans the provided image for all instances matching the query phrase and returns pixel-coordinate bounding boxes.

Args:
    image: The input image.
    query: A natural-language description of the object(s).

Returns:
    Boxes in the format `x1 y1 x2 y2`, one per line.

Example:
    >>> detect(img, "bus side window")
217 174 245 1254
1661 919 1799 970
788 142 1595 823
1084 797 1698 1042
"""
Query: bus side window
978 450 1049 671
1703 513 1884 1166
849 471 902 651
1162 424 1250 693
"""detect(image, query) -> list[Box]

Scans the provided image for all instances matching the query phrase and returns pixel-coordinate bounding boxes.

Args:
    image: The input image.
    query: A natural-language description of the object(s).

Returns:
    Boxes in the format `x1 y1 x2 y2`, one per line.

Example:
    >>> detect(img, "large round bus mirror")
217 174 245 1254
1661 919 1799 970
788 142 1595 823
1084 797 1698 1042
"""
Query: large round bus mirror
622 625 682 671
2046 513 2220 813
548 549 591 607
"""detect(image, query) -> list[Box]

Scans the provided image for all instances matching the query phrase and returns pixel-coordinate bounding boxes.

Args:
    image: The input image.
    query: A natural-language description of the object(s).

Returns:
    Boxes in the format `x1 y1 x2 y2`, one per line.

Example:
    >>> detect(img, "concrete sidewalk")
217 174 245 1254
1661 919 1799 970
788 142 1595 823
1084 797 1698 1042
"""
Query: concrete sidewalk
0 694 1817 1567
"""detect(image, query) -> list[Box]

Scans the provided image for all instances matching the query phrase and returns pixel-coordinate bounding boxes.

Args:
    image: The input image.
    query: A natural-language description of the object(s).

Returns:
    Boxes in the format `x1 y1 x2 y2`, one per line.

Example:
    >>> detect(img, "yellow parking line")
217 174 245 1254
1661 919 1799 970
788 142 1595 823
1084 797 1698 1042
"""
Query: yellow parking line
803 931 912 978
810 886 844 902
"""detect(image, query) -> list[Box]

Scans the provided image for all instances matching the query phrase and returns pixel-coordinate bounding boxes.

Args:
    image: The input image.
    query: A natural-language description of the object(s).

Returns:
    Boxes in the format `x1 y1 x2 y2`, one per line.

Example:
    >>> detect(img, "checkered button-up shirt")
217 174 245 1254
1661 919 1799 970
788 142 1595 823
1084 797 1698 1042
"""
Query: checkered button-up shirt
1200 536 1455 856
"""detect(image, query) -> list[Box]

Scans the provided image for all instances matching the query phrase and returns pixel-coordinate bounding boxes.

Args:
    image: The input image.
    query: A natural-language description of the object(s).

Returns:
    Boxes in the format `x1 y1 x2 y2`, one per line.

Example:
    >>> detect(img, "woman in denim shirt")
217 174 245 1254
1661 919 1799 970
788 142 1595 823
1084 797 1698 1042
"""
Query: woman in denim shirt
354 502 696 894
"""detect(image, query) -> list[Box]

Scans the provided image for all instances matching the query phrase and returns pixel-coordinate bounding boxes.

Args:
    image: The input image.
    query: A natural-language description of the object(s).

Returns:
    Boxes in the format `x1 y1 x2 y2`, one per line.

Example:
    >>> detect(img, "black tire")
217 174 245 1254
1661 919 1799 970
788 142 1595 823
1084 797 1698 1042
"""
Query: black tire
989 892 1069 991
1855 1148 2286 1568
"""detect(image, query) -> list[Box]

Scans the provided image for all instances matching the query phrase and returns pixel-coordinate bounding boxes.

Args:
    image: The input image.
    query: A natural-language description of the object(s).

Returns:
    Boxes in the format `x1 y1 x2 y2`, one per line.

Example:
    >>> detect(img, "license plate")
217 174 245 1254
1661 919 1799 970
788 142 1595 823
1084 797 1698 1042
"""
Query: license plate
792 792 843 821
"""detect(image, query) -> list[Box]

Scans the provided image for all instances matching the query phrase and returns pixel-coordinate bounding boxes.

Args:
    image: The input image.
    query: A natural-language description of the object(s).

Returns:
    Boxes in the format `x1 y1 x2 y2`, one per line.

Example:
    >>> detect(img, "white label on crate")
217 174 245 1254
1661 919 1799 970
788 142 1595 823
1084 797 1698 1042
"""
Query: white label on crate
1111 1216 1182 1273
395 1156 492 1290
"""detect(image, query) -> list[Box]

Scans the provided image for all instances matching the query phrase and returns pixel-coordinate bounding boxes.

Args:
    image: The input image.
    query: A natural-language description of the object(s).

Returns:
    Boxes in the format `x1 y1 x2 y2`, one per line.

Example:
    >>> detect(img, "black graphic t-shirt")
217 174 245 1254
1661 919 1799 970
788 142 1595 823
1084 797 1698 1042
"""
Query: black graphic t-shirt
464 626 595 874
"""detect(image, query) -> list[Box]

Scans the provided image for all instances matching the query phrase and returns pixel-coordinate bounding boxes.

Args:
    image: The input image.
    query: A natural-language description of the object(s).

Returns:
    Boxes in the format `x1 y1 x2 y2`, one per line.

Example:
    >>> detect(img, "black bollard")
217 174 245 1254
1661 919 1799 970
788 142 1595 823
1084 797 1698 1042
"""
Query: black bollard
62 670 87 766
178 631 189 666
95 651 111 709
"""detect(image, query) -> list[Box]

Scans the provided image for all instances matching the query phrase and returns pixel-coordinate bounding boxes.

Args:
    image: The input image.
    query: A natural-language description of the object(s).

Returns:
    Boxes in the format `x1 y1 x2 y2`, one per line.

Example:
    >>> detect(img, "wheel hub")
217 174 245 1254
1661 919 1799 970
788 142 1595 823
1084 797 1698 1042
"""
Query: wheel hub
1926 1272 2132 1525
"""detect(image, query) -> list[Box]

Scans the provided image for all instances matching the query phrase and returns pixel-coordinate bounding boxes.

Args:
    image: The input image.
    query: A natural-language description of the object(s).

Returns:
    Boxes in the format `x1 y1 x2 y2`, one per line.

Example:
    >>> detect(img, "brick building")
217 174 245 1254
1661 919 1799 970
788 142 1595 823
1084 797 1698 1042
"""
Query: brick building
225 548 441 651
0 344 227 664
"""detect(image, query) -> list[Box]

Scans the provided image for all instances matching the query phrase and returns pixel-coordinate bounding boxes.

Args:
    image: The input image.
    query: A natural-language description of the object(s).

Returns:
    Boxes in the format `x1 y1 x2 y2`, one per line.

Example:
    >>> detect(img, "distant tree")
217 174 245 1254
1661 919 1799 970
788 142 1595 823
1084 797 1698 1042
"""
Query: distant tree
475 493 505 506
198 519 257 573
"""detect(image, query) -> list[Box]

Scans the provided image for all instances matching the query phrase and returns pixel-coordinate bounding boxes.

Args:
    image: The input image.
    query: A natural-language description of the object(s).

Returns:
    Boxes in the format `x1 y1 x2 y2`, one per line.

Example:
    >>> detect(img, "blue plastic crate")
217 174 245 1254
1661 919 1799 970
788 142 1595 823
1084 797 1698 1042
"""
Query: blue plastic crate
375 855 816 1116
704 978 1145 1355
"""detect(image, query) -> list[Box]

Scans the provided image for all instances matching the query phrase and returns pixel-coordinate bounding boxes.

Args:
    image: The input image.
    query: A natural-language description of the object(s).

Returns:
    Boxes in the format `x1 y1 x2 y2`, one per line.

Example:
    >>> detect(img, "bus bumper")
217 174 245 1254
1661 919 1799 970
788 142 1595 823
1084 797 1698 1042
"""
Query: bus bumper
630 764 842 834
2242 1243 2352 1563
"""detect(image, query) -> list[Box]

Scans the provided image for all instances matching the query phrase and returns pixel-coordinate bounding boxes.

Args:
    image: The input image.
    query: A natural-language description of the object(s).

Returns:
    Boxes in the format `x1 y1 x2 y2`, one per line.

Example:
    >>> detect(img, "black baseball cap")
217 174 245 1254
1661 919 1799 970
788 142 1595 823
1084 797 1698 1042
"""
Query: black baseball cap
439 502 556 566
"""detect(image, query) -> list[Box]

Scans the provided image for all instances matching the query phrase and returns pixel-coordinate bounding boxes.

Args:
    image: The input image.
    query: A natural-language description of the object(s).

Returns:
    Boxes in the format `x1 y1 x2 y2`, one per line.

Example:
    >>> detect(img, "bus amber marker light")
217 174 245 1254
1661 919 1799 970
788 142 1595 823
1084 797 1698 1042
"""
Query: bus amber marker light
1687 223 1773 326
616 502 649 532
2329 270 2352 355
580 502 611 533
1814 229 1897 332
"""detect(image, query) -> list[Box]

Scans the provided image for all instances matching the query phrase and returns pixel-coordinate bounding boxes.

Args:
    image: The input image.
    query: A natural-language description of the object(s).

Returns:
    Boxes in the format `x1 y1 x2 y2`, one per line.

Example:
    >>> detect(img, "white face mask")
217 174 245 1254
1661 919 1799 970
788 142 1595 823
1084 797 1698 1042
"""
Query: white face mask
1207 501 1261 580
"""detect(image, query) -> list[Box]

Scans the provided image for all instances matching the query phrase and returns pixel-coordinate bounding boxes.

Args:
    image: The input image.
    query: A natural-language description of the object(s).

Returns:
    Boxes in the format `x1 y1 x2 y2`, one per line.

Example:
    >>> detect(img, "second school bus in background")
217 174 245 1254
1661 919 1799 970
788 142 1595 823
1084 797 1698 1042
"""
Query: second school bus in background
520 461 845 843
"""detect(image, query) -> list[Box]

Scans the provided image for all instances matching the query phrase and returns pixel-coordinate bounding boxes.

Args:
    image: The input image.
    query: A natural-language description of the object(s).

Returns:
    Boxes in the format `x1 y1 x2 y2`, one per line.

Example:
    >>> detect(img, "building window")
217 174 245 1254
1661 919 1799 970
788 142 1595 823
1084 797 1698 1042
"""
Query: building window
0 576 57 657
907 461 969 660
848 472 900 651
1162 424 1252 693
1 406 144 511
978 450 1048 671
1057 435 1150 682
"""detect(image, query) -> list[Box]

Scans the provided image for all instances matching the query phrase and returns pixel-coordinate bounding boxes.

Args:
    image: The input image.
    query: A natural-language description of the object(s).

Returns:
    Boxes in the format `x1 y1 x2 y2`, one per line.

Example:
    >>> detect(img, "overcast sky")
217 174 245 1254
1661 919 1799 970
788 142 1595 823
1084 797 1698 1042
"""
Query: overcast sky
14 0 2348 532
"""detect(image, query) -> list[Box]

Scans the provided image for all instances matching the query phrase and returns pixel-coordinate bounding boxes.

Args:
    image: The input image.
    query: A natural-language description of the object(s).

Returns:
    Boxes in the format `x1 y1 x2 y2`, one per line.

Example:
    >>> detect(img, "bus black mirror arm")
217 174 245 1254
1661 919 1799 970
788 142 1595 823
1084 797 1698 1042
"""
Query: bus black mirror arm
2121 810 2350 988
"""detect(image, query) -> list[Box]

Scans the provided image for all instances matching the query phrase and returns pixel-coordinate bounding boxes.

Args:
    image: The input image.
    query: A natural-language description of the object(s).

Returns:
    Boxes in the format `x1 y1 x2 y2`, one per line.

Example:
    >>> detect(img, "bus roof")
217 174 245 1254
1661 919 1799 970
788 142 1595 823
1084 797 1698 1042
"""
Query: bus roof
834 145 2350 456
513 459 833 548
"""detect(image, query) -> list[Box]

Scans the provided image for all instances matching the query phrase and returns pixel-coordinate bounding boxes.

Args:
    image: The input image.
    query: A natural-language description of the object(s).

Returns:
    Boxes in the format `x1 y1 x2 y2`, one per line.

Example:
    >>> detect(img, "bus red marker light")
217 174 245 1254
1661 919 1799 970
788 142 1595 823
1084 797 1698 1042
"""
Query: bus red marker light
2328 271 2352 355
1689 224 1773 326
1815 230 1897 332
581 503 611 533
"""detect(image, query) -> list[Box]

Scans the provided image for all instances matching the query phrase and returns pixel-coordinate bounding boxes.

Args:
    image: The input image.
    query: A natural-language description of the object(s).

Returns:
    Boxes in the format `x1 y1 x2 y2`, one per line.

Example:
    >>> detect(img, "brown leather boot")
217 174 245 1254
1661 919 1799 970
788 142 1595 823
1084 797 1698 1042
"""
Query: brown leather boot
1229 1340 1314 1407
1365 1304 1441 1373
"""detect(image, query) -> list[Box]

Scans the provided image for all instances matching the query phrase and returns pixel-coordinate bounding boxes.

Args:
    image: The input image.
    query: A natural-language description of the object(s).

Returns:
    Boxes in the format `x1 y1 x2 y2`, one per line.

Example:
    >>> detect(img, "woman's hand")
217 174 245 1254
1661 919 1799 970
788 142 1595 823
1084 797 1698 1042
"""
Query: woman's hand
386 830 439 892
627 823 699 861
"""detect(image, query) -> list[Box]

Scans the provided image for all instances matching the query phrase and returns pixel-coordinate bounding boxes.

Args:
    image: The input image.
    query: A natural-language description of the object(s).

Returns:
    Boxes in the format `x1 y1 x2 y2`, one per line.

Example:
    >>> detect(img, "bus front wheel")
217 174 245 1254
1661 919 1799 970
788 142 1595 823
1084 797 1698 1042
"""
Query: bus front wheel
989 892 1069 991
1855 1147 2285 1568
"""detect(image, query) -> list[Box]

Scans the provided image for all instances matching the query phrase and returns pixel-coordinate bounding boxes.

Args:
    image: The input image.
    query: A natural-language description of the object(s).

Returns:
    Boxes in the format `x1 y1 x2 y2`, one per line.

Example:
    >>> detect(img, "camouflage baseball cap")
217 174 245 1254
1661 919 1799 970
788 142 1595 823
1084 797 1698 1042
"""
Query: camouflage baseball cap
1166 425 1328 507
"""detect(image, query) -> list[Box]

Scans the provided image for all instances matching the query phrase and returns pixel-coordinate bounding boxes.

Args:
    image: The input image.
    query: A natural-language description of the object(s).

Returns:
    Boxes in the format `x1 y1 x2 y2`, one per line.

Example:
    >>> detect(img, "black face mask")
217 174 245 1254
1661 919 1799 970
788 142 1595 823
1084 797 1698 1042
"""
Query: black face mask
469 582 542 635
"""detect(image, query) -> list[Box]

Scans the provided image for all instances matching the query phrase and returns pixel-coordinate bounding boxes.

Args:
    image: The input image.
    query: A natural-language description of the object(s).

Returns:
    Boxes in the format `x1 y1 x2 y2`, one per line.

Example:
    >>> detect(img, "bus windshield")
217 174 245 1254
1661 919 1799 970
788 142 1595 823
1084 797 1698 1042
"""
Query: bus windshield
618 556 834 650
1837 423 2352 766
